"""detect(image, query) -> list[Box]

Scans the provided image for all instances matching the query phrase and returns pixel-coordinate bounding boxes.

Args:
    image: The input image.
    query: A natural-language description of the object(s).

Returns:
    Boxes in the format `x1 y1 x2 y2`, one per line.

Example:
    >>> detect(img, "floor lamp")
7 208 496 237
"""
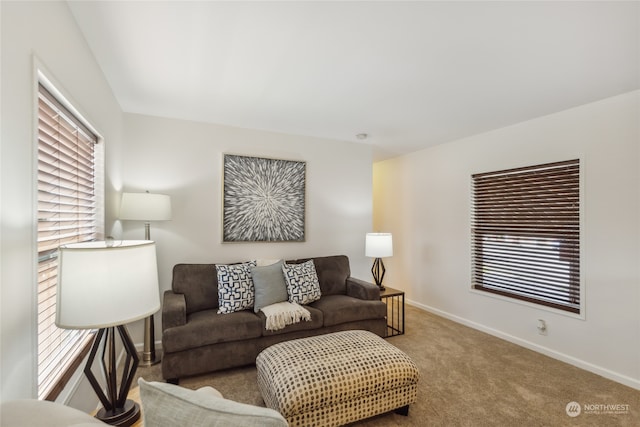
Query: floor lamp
56 240 160 426
366 233 393 291
120 192 172 366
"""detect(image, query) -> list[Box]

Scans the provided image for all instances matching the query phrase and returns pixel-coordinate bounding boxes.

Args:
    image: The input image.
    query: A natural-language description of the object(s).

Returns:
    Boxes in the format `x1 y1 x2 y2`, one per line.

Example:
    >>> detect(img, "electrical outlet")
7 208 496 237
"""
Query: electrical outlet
537 319 547 335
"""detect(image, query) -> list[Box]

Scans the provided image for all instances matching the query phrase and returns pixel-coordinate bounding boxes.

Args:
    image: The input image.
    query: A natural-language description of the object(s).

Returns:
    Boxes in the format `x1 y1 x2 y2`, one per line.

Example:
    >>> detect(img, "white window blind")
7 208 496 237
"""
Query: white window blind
37 83 98 400
471 159 580 314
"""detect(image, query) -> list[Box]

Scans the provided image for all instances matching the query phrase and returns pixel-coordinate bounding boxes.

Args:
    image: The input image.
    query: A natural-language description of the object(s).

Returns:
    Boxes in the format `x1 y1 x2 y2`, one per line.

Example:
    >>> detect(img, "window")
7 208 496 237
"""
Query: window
37 83 100 399
471 159 580 314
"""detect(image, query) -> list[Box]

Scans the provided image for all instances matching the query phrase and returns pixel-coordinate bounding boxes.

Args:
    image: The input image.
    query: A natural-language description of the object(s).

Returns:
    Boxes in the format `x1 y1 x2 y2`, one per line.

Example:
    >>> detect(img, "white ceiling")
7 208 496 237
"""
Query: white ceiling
68 1 639 161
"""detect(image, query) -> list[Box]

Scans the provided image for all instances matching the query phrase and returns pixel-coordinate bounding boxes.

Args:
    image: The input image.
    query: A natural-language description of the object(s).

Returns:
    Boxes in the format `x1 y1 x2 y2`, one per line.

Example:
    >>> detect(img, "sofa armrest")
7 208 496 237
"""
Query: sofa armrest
346 277 380 300
162 291 187 330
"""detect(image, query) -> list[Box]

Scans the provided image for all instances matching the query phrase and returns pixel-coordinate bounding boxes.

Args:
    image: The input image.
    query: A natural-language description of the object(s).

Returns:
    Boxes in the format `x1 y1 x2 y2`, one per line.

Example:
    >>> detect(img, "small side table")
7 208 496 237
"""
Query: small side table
380 287 405 337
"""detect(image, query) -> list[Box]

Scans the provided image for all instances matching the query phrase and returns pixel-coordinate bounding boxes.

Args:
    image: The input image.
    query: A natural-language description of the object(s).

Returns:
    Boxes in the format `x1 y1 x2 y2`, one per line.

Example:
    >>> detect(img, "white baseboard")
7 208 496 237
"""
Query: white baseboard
407 299 640 391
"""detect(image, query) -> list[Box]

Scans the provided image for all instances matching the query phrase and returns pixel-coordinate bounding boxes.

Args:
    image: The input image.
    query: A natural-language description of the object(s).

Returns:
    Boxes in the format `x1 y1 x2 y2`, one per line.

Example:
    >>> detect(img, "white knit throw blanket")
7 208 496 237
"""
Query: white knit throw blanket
261 301 311 331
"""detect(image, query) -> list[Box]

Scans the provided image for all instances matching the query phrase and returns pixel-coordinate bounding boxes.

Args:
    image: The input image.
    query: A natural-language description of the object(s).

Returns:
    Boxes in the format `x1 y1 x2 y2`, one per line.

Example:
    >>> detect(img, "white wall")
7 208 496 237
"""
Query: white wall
0 1 374 405
0 1 124 403
374 91 640 389
119 113 374 342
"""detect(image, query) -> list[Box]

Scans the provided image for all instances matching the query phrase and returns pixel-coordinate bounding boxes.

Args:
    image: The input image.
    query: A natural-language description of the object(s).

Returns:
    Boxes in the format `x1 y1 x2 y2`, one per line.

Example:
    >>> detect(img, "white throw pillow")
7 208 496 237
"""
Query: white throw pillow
282 260 321 305
216 261 257 314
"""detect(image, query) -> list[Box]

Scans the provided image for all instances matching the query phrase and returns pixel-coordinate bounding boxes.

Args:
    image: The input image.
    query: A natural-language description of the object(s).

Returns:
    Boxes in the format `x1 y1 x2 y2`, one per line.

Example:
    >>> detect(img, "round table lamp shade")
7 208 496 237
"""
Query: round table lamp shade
56 240 161 330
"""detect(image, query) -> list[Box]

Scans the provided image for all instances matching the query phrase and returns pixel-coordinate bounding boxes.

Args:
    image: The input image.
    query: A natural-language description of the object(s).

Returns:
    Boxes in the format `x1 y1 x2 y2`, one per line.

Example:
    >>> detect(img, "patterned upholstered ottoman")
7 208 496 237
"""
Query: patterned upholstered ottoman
256 330 419 427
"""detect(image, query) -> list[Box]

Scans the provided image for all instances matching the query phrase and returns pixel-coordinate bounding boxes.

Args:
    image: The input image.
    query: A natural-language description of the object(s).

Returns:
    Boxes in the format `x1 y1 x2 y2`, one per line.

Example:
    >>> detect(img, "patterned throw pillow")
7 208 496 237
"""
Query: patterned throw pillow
282 260 321 305
216 261 257 314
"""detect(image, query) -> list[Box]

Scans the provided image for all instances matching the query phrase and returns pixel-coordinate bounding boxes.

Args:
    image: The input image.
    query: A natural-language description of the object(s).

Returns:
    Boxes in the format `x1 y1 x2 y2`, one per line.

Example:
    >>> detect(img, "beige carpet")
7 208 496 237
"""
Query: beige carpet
136 305 640 426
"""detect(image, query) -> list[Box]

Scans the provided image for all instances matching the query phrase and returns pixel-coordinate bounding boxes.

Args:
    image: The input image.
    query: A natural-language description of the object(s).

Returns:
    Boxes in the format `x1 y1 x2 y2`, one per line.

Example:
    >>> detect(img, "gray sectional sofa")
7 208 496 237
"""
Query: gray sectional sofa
161 255 387 383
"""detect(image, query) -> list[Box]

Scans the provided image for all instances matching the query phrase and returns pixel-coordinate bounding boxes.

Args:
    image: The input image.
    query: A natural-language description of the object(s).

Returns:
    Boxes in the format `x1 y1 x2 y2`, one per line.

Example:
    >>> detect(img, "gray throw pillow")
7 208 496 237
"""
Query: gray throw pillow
252 260 288 313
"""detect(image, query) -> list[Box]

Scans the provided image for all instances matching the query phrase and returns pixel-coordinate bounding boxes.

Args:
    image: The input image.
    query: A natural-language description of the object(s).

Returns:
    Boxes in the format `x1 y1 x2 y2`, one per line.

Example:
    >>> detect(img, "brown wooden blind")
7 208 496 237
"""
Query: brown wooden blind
471 159 580 314
37 83 97 399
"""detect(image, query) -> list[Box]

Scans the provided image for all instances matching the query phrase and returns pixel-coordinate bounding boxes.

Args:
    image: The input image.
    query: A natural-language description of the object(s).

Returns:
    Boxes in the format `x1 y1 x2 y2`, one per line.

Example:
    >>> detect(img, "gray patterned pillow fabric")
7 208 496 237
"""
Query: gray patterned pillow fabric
282 260 321 305
216 261 257 314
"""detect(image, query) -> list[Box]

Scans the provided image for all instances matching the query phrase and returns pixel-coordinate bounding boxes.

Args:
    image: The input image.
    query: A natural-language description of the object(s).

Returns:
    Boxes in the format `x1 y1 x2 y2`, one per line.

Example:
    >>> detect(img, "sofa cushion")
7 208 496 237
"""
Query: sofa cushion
282 260 322 305
310 294 387 327
259 305 324 336
216 261 257 314
163 309 263 353
138 379 287 427
251 260 288 313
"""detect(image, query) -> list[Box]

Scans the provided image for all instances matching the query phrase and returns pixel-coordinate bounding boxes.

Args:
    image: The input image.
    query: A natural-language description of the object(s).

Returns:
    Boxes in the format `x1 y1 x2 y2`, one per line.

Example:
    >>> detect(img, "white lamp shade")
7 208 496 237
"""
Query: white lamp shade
365 233 393 258
56 240 161 329
120 193 172 221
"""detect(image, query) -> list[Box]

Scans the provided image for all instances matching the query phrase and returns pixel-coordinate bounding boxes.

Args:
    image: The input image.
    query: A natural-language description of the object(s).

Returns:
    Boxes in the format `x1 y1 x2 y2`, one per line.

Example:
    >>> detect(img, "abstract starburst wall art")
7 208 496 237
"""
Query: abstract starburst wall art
223 154 306 242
